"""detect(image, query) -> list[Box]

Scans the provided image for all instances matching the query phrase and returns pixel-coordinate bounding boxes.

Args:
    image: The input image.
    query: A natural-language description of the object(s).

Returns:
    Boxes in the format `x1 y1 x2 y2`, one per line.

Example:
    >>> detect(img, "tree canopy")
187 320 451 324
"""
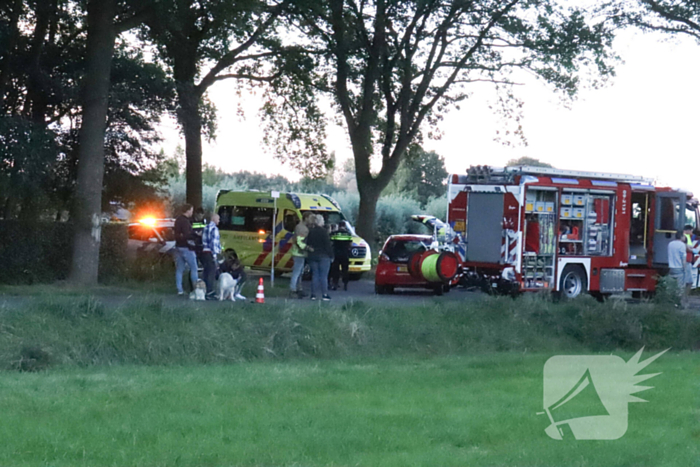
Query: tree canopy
606 0 700 40
505 157 554 168
385 146 448 207
280 0 617 243
0 0 174 221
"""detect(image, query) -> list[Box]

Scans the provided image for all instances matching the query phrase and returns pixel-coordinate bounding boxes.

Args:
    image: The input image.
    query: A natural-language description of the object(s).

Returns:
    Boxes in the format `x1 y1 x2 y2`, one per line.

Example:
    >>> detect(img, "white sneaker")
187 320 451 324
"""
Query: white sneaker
235 293 246 300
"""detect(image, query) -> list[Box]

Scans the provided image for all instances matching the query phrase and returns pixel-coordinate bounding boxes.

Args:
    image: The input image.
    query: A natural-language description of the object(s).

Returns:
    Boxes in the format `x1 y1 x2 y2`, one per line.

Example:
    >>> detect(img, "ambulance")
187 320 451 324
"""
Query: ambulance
215 191 372 276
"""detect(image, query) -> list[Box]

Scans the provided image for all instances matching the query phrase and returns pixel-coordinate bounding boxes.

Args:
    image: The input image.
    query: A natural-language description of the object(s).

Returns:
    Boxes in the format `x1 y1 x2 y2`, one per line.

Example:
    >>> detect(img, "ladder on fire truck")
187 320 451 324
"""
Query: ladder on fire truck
465 165 655 184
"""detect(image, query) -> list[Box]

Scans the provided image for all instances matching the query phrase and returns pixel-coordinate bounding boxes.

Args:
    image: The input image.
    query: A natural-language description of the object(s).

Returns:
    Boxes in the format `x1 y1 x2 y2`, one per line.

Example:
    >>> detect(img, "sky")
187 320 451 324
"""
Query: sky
158 28 700 194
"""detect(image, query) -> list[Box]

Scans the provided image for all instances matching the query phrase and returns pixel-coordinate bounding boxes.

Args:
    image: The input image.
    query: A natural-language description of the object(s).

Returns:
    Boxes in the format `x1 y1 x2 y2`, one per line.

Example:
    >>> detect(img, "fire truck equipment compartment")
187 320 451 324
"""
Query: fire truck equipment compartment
466 192 504 262
600 269 625 293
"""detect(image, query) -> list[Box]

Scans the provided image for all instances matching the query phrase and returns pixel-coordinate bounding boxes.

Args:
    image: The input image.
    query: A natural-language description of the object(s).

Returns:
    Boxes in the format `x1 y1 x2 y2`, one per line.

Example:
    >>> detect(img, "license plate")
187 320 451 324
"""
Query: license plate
397 266 407 272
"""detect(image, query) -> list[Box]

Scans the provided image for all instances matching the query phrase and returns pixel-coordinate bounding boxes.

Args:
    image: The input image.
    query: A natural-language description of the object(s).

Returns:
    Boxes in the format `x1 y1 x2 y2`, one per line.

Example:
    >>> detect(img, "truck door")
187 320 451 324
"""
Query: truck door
653 192 687 264
466 192 504 263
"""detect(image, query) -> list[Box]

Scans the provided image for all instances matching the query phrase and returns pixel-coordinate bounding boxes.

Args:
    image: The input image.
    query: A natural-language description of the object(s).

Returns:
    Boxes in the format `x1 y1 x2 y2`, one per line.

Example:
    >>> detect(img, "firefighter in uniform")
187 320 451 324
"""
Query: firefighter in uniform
329 222 353 291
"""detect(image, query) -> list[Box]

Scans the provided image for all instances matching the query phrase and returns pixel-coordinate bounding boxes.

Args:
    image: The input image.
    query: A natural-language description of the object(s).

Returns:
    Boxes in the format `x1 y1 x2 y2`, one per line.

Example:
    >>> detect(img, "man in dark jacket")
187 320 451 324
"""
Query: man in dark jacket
306 214 334 301
174 204 198 295
330 222 352 291
191 207 206 258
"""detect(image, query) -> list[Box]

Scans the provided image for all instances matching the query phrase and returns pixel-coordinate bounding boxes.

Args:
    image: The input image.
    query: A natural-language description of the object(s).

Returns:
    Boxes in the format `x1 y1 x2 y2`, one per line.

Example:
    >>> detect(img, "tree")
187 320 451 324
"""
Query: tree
505 157 554 168
606 0 700 40
284 0 617 244
1 2 174 222
386 145 448 207
70 0 153 284
142 0 297 208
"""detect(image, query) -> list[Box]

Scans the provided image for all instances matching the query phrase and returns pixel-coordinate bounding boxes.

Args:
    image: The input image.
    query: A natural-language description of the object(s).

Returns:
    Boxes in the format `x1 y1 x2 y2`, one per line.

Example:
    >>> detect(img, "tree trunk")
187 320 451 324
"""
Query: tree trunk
354 157 383 246
356 188 380 246
69 0 117 285
354 146 405 247
178 89 203 208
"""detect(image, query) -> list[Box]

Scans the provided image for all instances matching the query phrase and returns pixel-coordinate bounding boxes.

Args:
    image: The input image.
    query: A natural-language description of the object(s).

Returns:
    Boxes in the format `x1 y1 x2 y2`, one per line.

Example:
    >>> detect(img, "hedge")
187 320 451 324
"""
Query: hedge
0 221 127 284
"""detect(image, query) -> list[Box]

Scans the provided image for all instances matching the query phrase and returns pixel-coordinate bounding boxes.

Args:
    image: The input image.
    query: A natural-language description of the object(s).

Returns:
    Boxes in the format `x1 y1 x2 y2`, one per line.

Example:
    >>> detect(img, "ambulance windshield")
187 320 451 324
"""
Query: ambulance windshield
301 211 356 236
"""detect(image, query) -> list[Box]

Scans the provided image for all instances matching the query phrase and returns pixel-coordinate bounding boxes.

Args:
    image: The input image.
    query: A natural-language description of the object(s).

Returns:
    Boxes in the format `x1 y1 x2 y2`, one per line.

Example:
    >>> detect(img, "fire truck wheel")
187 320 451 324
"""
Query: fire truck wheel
559 265 587 299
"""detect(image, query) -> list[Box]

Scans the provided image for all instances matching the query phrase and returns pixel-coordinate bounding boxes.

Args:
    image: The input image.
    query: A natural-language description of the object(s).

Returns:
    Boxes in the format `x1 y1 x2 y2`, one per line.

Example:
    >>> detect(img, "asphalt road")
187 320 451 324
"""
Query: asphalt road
2 275 698 312
0 277 484 310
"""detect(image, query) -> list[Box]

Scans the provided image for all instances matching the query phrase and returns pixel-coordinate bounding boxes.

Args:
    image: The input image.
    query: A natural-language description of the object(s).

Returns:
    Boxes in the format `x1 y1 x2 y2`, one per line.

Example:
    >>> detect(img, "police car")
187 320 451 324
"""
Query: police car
126 217 176 259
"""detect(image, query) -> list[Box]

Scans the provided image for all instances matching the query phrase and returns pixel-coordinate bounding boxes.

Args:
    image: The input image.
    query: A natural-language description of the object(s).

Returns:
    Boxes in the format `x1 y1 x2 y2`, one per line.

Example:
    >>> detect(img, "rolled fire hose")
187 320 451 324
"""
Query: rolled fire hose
408 251 459 283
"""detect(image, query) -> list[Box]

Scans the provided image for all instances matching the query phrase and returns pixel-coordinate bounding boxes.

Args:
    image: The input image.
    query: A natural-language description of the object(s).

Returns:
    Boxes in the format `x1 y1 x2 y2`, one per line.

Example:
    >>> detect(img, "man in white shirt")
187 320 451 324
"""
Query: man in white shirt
668 231 688 307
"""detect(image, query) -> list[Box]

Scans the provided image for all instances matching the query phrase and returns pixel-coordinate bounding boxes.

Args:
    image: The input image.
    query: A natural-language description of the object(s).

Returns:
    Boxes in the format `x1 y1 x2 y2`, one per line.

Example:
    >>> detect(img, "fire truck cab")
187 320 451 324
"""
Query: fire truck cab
447 165 700 298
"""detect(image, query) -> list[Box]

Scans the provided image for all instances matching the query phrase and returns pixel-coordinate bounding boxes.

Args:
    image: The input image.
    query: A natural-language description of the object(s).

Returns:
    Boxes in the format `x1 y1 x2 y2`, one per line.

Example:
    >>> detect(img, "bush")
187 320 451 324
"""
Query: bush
424 195 448 219
374 194 428 243
0 221 127 284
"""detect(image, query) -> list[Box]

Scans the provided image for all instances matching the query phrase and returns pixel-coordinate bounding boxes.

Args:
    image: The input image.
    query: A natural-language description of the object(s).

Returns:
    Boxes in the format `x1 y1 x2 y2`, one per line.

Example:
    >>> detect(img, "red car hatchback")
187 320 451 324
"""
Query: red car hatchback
375 234 451 295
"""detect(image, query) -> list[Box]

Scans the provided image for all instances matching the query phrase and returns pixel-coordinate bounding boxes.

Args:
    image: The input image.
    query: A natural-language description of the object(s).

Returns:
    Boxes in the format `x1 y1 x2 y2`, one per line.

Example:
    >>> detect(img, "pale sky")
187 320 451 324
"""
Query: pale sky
158 29 700 194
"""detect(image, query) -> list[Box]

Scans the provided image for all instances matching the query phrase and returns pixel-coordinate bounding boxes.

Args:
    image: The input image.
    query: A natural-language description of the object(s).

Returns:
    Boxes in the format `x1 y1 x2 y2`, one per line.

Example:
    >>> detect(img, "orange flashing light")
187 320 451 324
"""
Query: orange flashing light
139 217 157 227
258 229 266 235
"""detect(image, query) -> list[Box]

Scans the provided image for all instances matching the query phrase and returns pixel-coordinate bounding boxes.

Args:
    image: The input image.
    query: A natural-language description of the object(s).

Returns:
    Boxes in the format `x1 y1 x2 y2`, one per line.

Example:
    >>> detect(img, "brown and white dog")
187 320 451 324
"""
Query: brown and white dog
189 279 207 301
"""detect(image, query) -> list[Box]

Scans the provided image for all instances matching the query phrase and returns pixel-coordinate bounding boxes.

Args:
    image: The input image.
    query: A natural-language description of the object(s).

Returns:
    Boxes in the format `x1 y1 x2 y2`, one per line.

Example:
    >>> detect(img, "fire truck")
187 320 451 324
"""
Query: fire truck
447 165 700 298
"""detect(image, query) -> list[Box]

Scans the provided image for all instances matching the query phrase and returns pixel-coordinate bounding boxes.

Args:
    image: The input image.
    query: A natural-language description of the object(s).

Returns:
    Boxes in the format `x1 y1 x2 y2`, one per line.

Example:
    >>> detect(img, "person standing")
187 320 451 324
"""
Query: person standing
174 204 199 296
668 230 689 307
191 207 206 259
683 224 698 289
201 213 222 300
290 211 314 298
306 214 333 301
329 221 352 291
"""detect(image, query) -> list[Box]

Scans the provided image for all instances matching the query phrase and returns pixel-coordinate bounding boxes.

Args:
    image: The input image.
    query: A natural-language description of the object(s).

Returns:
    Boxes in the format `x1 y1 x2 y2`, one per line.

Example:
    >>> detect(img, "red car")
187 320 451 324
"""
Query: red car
375 234 453 295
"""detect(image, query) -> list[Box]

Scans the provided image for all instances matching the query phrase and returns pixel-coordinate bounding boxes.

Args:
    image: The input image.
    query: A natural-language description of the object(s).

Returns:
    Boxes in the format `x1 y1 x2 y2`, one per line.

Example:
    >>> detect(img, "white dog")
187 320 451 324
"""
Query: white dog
218 273 239 301
189 279 206 301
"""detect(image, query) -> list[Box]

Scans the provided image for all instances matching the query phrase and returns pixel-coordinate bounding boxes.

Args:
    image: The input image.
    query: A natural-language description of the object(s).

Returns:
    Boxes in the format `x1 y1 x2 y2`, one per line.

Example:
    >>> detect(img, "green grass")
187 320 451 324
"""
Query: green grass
1 292 699 465
0 353 697 467
2 294 699 371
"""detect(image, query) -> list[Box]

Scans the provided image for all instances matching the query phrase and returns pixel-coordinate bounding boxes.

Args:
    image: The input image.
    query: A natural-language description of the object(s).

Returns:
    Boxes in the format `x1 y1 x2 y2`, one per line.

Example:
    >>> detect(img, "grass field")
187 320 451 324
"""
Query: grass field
0 353 697 467
1 293 699 466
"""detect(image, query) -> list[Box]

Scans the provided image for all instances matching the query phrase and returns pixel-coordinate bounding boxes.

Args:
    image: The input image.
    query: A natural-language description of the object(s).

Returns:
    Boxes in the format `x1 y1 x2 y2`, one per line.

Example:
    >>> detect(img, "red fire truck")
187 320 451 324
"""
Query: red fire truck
447 165 700 298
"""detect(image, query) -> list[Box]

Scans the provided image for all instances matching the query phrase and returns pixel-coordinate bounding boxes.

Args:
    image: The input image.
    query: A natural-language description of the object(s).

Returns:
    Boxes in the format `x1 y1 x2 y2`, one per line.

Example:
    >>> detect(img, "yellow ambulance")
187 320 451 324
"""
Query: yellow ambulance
215 191 372 276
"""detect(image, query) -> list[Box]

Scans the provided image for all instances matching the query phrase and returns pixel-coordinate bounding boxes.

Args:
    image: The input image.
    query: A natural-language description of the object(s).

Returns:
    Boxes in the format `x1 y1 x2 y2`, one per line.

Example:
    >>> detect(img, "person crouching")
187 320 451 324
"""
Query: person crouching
220 252 247 301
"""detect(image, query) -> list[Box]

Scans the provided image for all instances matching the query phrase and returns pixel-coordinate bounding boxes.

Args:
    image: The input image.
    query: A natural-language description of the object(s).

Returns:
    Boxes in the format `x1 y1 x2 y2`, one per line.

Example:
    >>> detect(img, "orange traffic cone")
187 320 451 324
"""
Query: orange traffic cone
256 277 265 304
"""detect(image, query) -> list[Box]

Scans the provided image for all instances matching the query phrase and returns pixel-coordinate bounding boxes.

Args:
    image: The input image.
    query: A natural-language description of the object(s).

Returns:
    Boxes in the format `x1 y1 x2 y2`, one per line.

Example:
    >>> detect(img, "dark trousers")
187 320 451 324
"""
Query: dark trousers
330 256 350 286
201 251 217 295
